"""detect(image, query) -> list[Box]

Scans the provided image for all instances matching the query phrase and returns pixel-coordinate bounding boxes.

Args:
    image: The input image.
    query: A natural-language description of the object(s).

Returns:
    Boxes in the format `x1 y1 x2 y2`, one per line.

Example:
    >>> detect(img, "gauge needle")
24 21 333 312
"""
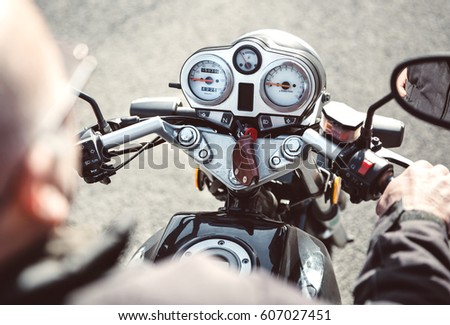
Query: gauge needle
240 52 254 70
191 77 213 82
266 81 291 89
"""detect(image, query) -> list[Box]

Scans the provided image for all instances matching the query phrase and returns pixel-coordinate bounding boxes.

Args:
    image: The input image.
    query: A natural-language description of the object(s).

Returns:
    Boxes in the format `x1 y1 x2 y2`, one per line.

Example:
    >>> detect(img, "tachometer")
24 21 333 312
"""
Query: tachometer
261 60 314 112
187 56 233 105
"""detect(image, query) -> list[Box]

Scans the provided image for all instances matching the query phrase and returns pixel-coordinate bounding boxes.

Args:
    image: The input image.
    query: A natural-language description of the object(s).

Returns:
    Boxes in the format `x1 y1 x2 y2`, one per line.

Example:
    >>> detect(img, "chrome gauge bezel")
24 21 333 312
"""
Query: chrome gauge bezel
232 45 262 75
260 59 316 113
182 54 234 106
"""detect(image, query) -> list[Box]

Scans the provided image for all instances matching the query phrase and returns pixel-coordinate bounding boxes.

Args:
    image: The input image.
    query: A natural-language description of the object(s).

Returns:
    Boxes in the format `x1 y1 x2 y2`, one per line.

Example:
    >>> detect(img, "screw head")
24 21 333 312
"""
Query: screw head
285 138 301 153
271 156 281 166
178 127 197 147
282 136 302 159
198 149 208 159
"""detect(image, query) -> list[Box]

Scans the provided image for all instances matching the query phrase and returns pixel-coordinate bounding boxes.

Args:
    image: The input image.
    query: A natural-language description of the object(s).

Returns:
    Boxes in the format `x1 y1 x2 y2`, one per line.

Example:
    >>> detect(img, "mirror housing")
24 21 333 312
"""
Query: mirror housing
390 54 450 130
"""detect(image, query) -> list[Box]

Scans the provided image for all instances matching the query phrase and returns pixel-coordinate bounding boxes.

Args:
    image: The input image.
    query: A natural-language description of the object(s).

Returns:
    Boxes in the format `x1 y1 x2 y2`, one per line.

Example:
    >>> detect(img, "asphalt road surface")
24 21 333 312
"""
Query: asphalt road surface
36 0 450 304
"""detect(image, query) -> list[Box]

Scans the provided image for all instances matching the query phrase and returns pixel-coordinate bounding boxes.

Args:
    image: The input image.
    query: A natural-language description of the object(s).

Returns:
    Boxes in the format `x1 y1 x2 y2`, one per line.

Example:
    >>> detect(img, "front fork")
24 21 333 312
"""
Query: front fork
305 191 352 250
271 163 353 252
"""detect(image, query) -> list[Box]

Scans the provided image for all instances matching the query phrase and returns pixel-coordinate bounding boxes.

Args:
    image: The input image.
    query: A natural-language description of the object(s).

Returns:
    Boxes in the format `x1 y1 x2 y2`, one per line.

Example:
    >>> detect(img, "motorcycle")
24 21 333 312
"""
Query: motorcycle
75 29 450 304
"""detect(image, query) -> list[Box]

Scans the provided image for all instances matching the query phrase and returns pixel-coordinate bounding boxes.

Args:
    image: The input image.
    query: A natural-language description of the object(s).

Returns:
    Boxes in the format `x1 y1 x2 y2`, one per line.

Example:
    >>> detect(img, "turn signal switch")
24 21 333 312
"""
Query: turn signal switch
77 128 112 184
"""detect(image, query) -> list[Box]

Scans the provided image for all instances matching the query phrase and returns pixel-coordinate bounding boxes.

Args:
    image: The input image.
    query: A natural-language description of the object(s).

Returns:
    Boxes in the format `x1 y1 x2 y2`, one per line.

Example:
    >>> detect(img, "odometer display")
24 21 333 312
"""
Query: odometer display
201 68 220 74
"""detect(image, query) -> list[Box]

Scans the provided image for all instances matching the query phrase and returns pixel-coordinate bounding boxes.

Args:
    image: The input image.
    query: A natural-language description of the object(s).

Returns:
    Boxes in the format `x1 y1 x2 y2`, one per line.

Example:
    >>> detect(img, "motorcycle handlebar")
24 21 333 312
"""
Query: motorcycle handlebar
93 116 399 202
101 117 165 149
302 128 396 202
302 129 341 161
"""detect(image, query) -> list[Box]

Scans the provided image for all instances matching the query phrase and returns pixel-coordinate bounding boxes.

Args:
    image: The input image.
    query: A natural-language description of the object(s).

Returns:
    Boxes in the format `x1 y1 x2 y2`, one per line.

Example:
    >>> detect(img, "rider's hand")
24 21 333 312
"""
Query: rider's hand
376 160 450 227
396 68 408 98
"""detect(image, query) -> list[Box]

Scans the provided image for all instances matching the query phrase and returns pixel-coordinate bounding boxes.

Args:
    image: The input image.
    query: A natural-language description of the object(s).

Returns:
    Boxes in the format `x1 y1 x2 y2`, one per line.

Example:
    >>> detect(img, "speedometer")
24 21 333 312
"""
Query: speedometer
261 60 314 113
187 56 233 105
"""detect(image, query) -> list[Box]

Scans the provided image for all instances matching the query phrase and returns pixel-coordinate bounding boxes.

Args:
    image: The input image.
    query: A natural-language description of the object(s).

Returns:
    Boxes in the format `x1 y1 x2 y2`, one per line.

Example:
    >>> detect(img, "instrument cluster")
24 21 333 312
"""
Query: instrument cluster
179 31 326 132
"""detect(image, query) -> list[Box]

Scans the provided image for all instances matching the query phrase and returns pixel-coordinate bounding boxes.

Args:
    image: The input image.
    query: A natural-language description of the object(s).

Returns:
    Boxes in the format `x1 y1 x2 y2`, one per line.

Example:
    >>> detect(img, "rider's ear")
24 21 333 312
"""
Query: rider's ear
18 142 70 226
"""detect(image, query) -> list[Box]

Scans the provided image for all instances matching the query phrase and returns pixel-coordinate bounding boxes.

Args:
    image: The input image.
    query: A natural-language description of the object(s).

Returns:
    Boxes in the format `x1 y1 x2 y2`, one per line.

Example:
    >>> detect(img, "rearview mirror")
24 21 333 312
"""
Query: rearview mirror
391 54 450 130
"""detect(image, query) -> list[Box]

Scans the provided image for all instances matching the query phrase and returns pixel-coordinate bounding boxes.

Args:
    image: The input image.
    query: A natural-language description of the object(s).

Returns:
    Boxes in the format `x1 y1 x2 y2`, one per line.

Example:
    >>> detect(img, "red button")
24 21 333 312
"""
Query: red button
244 127 258 141
358 159 374 175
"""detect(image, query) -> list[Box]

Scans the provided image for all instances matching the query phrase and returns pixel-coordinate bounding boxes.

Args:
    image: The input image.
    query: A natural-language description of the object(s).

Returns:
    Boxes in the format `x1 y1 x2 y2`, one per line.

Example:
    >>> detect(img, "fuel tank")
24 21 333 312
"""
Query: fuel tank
132 210 341 303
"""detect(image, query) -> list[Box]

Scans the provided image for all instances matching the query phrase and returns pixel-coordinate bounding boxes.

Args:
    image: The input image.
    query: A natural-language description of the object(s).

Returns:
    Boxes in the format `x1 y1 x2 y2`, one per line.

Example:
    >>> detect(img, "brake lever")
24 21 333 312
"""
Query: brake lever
374 147 413 168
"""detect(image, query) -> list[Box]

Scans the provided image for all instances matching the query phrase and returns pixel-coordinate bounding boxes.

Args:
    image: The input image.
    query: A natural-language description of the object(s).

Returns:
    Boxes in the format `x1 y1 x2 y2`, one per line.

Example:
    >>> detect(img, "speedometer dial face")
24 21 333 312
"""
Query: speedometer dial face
262 61 312 112
188 58 232 105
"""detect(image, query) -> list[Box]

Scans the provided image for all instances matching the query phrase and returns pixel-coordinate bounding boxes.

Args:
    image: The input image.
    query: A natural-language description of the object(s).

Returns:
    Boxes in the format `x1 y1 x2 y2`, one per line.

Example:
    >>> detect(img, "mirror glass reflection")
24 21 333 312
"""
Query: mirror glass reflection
395 59 450 123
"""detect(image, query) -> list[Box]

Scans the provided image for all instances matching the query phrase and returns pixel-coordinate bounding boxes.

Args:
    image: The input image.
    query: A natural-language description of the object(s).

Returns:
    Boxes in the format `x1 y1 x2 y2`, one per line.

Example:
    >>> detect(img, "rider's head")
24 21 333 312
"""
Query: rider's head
0 0 79 265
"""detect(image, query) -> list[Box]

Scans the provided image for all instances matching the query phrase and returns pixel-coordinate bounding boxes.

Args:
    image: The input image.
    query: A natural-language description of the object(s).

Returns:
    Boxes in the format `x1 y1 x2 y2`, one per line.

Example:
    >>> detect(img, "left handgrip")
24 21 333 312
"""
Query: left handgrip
78 117 170 183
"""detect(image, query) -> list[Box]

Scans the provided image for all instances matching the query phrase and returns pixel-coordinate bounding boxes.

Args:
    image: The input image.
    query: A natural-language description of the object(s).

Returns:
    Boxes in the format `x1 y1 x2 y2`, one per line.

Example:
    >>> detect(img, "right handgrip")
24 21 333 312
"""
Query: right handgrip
378 173 394 193
302 129 396 203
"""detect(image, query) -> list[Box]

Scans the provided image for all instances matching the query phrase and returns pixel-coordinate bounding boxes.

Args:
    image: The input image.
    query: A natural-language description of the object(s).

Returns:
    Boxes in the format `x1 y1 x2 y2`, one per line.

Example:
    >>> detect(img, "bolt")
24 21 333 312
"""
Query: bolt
371 137 382 150
271 156 281 166
322 92 331 103
285 137 301 153
282 137 302 160
178 127 197 147
229 170 240 185
218 240 225 246
242 258 249 264
198 149 208 159
180 129 193 141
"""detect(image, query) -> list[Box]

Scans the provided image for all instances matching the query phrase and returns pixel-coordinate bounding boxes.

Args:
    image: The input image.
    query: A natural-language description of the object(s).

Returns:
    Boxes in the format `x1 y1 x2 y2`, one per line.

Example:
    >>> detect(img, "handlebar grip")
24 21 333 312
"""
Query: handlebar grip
378 173 394 193
130 97 197 118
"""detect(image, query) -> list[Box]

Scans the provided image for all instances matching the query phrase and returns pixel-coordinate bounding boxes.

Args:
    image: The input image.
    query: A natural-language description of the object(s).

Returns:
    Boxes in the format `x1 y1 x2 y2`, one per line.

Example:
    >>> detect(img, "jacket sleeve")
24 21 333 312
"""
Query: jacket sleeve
353 201 450 304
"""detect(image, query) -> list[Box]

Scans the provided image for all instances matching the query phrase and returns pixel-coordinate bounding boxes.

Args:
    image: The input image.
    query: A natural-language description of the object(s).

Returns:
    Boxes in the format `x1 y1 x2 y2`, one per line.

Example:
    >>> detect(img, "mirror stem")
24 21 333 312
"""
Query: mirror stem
361 93 393 148
76 89 112 134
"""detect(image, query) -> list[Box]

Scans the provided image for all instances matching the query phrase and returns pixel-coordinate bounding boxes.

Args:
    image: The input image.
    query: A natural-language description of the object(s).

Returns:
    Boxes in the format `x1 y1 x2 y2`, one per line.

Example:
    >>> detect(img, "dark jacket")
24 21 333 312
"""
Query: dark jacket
0 224 316 305
0 221 131 304
1 204 449 304
406 61 450 122
353 201 450 304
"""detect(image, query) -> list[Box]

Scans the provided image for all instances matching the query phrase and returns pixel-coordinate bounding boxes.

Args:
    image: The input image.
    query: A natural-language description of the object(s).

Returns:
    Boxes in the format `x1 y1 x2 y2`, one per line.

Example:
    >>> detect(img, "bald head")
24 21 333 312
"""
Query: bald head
0 0 67 195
